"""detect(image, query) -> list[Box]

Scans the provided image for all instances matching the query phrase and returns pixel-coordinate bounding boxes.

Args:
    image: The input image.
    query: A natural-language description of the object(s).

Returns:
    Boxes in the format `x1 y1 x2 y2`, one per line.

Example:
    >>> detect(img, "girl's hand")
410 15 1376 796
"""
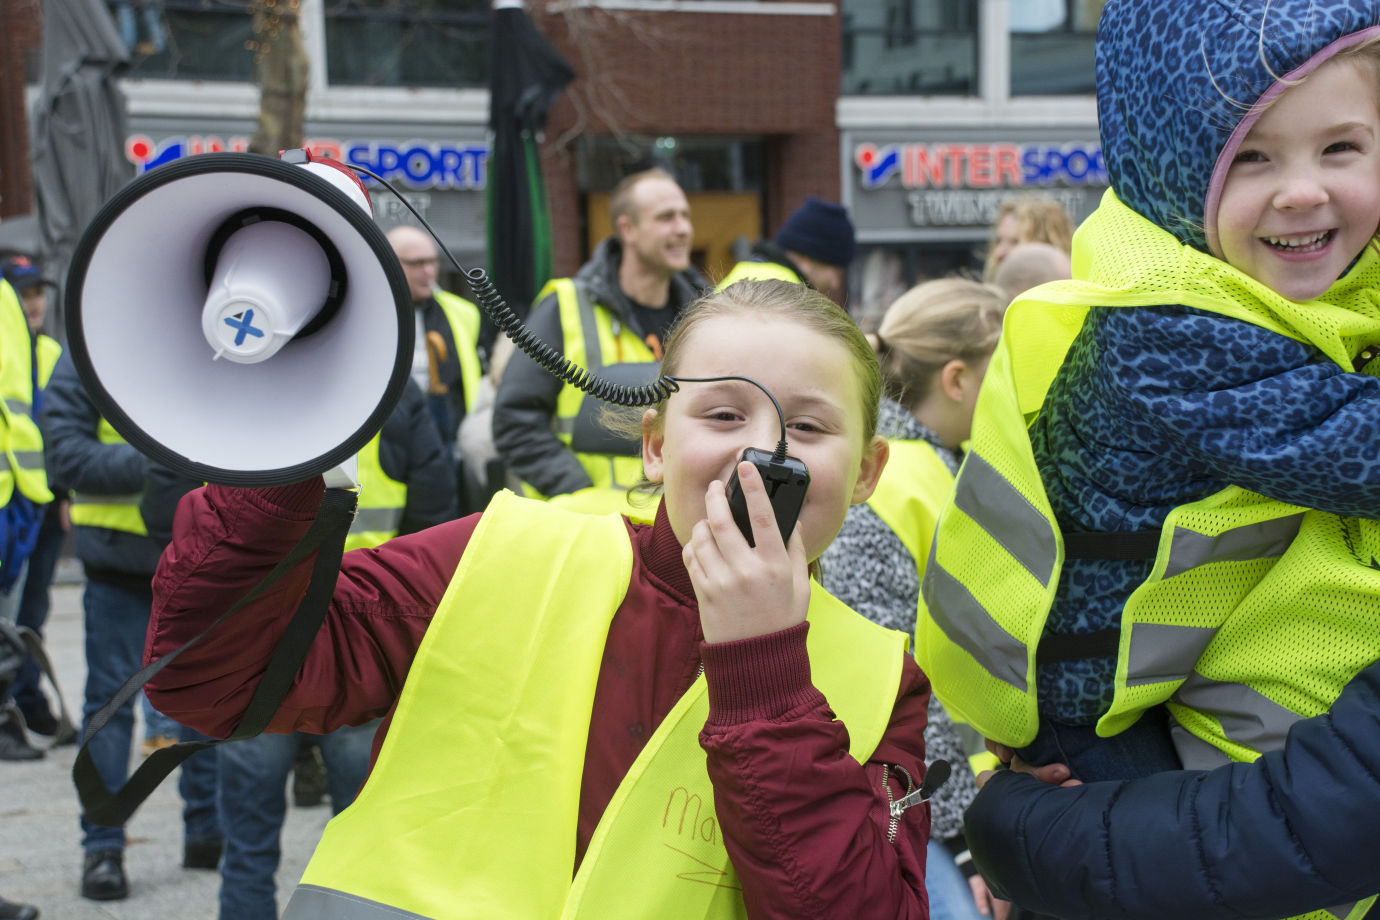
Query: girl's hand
975 738 1082 789
968 875 1011 919
683 461 810 644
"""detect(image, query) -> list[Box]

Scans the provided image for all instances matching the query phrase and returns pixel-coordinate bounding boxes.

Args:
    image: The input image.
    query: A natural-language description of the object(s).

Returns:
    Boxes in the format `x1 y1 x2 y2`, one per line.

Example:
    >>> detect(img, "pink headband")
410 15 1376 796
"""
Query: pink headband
1203 25 1380 258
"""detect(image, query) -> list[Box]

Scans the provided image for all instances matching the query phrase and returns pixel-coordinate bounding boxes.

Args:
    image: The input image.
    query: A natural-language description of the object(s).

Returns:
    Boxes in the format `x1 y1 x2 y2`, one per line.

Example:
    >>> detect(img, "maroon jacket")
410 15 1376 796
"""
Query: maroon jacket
145 479 932 919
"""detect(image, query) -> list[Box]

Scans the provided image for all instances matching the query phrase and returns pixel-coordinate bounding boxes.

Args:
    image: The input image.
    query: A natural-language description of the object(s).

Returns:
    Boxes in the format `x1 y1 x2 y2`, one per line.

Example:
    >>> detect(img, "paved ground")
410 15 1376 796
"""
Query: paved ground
1 570 332 919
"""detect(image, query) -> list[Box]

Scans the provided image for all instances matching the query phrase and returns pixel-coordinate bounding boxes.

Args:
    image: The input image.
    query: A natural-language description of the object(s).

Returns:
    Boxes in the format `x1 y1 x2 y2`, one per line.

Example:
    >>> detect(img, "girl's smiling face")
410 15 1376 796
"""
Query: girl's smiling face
642 313 888 562
1214 55 1380 302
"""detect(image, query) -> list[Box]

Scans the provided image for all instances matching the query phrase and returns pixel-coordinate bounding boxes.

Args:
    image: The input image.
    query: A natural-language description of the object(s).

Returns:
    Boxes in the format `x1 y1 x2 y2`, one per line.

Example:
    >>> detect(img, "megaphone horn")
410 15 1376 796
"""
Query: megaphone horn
65 149 414 487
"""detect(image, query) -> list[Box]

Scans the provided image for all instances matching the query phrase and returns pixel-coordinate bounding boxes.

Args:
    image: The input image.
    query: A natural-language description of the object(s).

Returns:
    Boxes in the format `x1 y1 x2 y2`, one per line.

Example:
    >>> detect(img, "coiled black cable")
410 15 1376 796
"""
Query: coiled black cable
463 266 682 407
354 163 681 408
353 163 789 454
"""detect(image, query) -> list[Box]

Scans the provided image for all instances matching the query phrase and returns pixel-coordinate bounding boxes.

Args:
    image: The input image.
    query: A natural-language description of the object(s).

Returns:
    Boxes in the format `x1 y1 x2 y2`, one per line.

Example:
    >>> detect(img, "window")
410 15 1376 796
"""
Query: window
841 0 978 95
575 136 763 195
114 0 256 82
324 0 488 88
1009 0 1106 95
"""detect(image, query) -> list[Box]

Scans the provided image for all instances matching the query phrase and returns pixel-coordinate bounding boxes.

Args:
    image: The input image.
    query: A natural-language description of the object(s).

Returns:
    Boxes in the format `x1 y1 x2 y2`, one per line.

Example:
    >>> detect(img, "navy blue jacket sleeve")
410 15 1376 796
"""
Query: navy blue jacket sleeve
964 660 1380 919
378 379 458 536
491 292 593 497
42 352 146 497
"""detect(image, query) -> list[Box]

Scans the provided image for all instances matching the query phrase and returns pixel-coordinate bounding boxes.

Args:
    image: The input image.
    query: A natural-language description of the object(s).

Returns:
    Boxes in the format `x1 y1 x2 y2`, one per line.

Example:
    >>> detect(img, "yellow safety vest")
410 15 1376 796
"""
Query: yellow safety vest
343 433 407 551
35 335 61 389
0 281 52 507
68 419 147 536
538 277 654 501
865 438 955 581
286 490 908 920
864 438 997 775
432 288 483 415
921 193 1380 920
715 260 802 290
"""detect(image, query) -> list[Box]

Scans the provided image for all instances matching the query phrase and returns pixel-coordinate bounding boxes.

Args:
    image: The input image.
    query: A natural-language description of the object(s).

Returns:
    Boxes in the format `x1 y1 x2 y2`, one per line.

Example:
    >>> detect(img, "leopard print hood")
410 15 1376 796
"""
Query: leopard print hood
1096 0 1380 254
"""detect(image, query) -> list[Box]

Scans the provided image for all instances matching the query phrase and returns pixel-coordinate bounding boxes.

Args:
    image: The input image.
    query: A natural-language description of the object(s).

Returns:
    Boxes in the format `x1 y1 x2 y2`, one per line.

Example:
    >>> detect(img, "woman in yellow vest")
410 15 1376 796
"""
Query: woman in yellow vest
145 280 935 920
822 278 1008 920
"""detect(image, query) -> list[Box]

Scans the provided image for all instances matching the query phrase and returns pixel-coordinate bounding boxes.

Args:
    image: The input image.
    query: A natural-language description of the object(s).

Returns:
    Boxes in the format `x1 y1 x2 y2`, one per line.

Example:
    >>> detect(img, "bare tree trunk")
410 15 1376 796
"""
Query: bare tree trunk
248 0 309 156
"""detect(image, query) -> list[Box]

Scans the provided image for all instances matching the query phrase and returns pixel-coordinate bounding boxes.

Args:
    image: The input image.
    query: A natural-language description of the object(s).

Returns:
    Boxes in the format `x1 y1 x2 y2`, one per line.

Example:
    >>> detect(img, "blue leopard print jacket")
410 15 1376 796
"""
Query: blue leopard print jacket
1033 0 1380 725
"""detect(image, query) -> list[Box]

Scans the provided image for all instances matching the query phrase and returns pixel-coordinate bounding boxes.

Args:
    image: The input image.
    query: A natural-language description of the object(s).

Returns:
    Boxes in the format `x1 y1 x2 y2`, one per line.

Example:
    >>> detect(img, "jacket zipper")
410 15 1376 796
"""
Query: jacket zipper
881 764 915 845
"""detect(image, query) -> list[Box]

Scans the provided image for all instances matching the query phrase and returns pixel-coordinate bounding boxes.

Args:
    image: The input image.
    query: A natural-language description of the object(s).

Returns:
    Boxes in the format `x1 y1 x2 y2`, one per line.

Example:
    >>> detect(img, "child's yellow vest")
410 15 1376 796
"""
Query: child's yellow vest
284 491 909 919
918 192 1380 920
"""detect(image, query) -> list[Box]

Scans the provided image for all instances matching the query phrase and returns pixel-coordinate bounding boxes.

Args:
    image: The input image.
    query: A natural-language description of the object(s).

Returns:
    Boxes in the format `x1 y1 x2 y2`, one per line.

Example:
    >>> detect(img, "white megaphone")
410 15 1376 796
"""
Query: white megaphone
64 149 413 487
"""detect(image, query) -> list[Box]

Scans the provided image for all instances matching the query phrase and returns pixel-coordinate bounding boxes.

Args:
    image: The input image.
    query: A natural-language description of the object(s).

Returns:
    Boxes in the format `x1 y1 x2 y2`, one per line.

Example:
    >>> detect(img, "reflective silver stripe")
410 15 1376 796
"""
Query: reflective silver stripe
1172 672 1300 754
951 452 1057 586
922 545 1028 690
348 507 404 536
574 283 605 373
71 493 141 506
1163 514 1303 579
4 398 29 414
554 416 576 436
1125 622 1218 687
283 884 433 919
1326 903 1361 920
1168 717 1232 769
11 449 43 469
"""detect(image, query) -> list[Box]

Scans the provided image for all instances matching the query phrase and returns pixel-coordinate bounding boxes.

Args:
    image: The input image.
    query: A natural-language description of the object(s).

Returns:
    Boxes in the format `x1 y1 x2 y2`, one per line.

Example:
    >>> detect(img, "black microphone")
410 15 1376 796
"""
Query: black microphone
919 759 951 800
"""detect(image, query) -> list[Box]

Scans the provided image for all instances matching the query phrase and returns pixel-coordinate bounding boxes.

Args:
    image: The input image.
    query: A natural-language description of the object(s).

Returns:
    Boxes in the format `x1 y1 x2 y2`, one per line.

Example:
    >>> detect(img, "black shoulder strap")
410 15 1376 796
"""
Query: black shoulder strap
74 487 357 828
1061 528 1161 561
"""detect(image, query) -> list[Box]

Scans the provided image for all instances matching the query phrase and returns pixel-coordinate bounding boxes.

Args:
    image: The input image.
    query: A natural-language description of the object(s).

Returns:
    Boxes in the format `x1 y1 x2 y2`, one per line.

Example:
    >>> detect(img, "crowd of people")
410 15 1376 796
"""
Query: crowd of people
4 1 1380 918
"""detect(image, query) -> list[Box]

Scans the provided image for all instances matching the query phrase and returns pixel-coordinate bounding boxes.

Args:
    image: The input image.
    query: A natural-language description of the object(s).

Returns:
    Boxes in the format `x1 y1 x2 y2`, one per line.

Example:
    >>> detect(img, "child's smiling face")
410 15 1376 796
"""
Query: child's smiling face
1214 55 1380 302
642 313 887 563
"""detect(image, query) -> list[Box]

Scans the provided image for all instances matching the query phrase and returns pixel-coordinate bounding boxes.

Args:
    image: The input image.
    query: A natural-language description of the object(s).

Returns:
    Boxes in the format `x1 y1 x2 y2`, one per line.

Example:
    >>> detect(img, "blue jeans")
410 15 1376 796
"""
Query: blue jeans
1017 705 1182 783
927 838 984 920
79 579 221 852
217 723 377 920
113 0 166 53
143 690 180 740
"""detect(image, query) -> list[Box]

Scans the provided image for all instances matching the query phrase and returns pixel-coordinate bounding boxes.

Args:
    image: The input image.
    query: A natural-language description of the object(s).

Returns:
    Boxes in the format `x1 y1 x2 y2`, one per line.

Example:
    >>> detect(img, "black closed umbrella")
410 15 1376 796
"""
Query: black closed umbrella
484 0 574 349
32 0 134 339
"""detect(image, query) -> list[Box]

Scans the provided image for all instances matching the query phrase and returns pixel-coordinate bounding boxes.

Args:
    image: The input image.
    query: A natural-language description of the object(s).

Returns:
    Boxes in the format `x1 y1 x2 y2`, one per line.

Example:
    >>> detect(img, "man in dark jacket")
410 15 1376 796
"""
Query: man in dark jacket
43 352 222 901
493 168 708 502
386 224 486 512
718 196 856 305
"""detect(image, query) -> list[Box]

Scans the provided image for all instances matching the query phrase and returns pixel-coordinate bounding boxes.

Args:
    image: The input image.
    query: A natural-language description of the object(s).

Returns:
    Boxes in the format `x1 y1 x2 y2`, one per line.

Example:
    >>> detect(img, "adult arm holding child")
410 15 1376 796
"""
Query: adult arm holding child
964 660 1380 920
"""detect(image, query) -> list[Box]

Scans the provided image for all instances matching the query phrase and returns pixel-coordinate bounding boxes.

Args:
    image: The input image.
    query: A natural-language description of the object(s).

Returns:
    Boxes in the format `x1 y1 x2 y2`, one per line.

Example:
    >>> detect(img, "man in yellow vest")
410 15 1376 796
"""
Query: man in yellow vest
718 196 856 305
493 168 708 508
44 351 222 901
386 224 485 512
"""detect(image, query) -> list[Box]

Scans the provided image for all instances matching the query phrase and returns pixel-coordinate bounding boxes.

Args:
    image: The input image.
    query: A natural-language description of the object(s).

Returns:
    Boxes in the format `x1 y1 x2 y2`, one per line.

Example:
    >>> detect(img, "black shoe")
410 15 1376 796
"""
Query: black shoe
18 700 58 737
0 895 39 919
80 849 128 901
182 838 222 870
0 722 41 762
292 744 328 807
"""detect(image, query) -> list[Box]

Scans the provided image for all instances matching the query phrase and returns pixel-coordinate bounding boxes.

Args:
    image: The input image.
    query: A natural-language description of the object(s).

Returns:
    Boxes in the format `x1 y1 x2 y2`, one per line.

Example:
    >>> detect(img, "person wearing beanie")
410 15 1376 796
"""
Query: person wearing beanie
717 196 856 305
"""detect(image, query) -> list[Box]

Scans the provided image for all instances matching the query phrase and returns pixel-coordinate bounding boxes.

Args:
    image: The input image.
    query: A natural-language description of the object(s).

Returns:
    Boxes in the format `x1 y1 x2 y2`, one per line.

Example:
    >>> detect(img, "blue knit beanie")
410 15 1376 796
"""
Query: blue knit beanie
774 197 856 267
